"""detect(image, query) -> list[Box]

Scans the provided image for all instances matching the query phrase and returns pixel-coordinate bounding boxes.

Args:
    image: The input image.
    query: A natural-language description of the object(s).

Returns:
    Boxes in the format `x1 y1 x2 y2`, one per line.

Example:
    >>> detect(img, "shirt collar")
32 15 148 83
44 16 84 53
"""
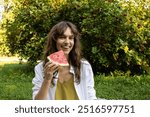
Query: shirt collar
54 65 75 79
70 65 75 75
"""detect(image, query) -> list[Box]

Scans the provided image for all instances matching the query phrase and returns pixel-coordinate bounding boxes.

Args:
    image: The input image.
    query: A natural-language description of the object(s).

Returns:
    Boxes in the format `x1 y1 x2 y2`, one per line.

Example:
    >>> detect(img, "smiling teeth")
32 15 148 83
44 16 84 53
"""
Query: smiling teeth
63 47 70 49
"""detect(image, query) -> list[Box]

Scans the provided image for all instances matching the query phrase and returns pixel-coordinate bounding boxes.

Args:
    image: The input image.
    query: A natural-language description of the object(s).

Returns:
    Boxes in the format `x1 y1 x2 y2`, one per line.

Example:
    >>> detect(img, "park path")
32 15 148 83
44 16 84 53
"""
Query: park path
0 56 27 62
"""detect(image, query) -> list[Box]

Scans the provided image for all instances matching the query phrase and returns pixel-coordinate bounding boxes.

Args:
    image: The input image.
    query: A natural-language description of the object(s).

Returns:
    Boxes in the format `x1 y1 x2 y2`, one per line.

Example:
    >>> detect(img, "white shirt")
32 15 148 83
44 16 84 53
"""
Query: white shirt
32 60 97 100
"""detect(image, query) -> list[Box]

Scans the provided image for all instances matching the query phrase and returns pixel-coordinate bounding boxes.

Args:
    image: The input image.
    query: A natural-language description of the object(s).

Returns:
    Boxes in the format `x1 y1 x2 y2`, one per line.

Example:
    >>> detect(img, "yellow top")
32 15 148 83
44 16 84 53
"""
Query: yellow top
55 78 79 100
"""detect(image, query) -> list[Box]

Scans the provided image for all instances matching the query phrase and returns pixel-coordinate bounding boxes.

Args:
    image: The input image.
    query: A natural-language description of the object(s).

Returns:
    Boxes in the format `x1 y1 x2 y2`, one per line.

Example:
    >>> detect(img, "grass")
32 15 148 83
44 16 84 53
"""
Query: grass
95 74 150 100
0 62 150 100
0 62 34 100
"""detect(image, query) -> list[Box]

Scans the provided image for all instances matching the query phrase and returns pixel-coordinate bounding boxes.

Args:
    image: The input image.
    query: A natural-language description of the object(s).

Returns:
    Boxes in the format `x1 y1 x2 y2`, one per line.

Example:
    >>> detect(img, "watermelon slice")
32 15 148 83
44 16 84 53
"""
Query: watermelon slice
47 50 69 66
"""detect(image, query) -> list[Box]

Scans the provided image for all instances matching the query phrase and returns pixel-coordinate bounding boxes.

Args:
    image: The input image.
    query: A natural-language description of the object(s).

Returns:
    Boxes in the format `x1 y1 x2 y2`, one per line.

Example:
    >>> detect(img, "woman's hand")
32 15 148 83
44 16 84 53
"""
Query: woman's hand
44 62 59 81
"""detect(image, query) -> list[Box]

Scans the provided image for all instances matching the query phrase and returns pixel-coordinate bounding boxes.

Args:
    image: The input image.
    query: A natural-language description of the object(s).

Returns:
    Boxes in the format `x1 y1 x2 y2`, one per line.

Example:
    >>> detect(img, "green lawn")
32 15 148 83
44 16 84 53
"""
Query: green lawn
95 74 150 100
0 62 150 100
0 62 34 99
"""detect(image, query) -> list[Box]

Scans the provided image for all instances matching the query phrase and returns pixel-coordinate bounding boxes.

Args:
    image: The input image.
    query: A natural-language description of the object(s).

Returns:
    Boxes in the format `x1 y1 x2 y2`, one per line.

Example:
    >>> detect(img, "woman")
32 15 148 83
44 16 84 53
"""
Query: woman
32 21 97 100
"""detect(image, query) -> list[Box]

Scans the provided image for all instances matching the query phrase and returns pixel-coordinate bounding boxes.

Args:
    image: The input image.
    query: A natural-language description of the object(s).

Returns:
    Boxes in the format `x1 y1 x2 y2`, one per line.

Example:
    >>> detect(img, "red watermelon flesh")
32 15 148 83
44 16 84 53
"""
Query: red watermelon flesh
47 50 69 66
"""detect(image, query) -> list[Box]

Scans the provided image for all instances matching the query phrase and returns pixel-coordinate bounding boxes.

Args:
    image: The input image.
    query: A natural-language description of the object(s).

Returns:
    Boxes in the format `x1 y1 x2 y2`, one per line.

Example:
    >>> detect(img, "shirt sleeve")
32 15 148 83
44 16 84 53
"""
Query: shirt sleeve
32 63 44 99
82 61 97 100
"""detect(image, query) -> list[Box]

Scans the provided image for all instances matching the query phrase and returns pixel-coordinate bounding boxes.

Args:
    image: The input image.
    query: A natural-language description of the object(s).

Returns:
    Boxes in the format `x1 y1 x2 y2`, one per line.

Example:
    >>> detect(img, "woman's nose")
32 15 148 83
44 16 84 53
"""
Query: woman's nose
64 37 69 43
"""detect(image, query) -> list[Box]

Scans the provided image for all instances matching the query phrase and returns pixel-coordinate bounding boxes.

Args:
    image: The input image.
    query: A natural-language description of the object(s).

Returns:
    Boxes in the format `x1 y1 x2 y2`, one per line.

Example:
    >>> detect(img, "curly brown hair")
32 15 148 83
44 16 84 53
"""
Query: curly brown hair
43 21 82 84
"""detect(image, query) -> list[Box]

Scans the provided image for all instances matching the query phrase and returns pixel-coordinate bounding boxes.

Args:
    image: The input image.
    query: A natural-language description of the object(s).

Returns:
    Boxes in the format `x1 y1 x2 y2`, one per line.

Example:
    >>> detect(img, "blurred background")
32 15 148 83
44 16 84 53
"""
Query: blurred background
0 0 150 100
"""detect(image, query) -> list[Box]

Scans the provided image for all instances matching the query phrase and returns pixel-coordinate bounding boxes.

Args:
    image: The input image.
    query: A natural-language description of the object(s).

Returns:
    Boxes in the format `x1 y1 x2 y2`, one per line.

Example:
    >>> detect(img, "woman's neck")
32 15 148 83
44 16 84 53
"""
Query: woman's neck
64 54 69 61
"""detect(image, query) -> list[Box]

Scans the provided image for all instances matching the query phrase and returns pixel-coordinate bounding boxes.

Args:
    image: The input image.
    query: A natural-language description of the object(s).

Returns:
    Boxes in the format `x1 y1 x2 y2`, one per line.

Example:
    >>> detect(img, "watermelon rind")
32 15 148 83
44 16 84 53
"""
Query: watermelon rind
47 56 69 66
47 50 69 66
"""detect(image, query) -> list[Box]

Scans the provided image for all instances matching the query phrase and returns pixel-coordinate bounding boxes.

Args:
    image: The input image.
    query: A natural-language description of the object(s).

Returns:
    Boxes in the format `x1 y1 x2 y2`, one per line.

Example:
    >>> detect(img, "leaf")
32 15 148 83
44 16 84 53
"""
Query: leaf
124 45 129 53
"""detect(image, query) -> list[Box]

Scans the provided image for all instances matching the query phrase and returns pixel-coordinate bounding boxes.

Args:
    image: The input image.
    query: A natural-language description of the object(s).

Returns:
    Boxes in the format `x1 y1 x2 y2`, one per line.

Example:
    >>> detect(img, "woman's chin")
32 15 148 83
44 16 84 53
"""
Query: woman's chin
62 50 70 54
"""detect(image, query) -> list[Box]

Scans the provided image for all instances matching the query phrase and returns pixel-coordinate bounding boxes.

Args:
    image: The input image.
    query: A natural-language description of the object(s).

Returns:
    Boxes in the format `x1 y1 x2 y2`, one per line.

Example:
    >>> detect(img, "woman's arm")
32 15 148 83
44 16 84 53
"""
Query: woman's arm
34 78 51 100
32 62 59 100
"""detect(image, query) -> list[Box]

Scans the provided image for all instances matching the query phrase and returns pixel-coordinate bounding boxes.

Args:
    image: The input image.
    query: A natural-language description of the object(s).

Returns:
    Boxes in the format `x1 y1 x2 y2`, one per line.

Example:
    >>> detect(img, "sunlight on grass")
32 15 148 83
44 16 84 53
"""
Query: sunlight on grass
5 84 17 91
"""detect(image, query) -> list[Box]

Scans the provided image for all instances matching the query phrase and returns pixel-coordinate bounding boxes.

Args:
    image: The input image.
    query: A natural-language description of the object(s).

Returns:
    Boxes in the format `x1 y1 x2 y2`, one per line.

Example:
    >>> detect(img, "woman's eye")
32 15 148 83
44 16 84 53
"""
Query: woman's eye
59 36 65 39
69 36 74 40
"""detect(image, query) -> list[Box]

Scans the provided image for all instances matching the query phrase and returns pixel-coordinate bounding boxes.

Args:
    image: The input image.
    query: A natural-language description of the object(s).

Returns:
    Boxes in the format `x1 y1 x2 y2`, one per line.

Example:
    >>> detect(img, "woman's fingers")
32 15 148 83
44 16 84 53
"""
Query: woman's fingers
52 65 59 75
44 62 59 80
45 62 59 72
44 61 52 69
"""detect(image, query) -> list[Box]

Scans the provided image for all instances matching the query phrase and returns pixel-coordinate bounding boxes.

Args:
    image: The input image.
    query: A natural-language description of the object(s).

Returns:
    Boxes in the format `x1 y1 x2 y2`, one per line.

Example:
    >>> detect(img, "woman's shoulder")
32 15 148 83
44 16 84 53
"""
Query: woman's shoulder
80 58 94 75
34 61 44 70
81 58 91 66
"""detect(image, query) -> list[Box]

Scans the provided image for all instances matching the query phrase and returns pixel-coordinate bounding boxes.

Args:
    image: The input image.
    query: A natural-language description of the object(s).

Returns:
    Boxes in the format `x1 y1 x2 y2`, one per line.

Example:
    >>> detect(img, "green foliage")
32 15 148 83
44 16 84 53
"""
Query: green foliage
80 0 150 75
0 28 10 56
2 0 150 75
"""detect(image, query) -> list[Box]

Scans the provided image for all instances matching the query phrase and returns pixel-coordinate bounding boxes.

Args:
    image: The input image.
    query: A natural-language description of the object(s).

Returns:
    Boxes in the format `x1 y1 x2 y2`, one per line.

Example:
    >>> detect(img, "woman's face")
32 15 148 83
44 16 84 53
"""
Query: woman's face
56 27 74 59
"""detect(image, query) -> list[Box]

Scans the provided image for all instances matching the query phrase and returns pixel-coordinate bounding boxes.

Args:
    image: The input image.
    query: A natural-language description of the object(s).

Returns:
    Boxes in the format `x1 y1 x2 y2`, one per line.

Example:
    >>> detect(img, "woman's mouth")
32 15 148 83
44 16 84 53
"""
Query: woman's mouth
61 46 71 50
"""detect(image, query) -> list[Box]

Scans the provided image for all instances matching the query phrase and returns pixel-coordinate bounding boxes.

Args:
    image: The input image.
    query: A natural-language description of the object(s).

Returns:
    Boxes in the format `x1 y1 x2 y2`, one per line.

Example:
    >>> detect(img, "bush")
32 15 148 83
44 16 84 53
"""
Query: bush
0 28 10 56
2 0 150 75
80 0 150 75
